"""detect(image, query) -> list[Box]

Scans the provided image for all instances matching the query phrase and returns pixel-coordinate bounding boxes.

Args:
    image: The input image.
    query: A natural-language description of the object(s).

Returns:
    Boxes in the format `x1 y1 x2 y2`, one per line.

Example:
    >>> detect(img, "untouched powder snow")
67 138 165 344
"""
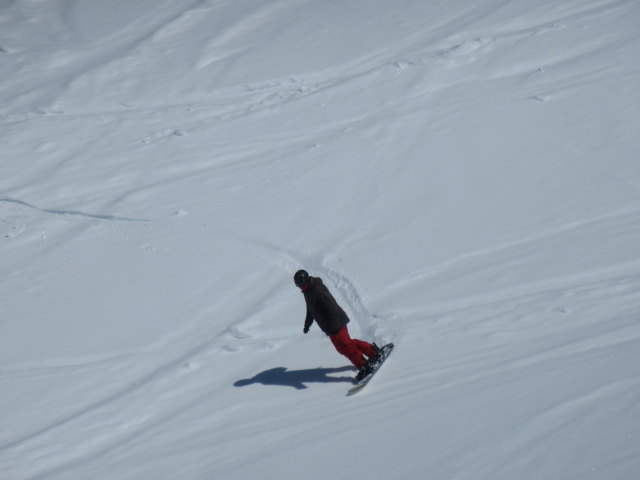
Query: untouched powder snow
1 1 639 479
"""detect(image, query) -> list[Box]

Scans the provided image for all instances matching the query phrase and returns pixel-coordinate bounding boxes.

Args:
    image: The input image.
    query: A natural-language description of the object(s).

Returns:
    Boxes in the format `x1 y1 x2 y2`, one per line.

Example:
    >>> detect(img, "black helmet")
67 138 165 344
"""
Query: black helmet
293 269 310 287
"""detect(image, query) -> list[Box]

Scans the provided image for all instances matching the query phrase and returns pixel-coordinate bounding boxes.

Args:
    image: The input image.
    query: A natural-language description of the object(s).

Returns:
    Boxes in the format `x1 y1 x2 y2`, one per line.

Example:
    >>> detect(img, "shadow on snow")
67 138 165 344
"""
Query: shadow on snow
234 366 356 390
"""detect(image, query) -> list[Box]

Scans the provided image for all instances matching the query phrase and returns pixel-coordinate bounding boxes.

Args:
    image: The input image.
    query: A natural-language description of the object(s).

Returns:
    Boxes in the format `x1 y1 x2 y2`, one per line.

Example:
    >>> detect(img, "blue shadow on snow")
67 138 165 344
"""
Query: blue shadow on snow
234 366 356 390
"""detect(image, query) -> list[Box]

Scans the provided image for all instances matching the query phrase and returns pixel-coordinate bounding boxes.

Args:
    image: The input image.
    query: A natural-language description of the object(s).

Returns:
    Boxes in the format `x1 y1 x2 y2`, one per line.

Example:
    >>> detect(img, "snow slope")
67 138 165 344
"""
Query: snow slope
1 0 640 478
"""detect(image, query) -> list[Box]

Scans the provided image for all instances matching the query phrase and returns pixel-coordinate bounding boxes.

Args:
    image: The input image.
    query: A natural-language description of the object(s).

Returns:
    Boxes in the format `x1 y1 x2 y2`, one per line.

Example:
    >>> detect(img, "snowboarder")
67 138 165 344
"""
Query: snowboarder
293 269 379 380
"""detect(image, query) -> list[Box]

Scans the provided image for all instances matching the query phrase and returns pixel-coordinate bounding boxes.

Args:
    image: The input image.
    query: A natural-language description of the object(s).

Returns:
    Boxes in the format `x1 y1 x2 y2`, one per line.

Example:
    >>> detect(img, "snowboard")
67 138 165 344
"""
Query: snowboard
347 343 394 396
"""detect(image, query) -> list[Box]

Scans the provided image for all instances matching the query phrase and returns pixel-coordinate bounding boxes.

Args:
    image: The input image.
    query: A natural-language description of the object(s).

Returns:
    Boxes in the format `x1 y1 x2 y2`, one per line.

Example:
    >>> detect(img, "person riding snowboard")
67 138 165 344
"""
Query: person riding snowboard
293 269 379 380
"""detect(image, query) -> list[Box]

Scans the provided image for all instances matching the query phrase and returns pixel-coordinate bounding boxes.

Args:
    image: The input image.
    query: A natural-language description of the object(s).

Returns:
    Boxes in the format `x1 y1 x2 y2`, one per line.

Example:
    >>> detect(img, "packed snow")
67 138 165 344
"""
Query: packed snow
1 1 640 479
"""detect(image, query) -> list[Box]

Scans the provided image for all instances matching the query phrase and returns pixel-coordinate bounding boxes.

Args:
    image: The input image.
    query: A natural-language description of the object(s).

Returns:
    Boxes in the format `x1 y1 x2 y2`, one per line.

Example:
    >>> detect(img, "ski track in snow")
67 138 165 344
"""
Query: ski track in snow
390 206 640 303
3 0 630 124
168 219 388 340
0 197 149 224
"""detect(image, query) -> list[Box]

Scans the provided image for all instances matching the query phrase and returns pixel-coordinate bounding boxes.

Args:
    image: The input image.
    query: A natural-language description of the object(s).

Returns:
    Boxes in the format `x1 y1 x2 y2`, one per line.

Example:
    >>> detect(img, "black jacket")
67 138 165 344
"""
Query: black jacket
302 277 350 335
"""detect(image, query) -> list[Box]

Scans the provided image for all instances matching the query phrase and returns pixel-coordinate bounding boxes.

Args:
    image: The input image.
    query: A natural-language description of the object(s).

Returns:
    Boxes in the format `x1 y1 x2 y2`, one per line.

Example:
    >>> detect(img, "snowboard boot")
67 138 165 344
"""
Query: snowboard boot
355 362 373 381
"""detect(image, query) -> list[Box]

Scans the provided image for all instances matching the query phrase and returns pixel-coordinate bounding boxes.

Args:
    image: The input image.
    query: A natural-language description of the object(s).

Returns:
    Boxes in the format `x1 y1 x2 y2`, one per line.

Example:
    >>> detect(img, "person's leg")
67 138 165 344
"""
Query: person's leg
329 327 367 369
352 338 376 359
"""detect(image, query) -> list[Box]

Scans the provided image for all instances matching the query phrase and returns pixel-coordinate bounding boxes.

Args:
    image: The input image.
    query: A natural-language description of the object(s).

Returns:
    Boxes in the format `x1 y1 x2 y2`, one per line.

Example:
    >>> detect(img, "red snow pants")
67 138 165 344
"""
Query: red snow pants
329 326 376 369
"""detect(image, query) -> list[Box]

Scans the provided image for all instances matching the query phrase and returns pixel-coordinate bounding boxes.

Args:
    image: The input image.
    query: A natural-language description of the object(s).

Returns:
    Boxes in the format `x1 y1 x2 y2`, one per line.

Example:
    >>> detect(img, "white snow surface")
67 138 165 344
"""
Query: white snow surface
1 1 640 478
